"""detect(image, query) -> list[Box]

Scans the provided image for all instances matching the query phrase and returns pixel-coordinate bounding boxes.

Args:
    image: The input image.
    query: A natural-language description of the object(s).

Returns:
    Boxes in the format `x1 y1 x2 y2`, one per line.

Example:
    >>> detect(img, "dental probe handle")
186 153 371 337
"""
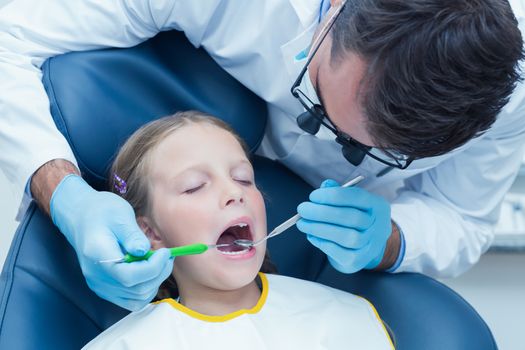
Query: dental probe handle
267 175 365 239
121 243 210 263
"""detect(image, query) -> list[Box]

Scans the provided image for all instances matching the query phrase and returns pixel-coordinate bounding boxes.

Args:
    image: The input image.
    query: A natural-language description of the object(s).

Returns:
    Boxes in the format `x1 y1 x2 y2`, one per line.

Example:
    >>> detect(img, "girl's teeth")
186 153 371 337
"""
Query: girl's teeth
220 248 250 255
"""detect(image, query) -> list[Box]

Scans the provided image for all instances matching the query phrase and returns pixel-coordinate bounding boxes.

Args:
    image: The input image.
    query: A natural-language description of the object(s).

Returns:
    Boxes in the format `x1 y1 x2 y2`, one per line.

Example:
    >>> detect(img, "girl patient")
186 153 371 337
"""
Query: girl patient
84 111 394 349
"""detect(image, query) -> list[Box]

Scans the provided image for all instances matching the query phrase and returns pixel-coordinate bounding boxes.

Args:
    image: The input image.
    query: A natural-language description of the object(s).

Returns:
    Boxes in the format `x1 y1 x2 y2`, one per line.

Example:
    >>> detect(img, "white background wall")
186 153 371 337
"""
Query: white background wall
0 171 20 267
440 252 525 350
1 170 524 349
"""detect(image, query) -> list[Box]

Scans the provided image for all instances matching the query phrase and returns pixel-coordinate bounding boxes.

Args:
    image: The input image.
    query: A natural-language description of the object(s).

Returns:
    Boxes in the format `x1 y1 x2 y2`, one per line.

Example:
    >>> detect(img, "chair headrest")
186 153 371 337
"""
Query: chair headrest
42 30 267 190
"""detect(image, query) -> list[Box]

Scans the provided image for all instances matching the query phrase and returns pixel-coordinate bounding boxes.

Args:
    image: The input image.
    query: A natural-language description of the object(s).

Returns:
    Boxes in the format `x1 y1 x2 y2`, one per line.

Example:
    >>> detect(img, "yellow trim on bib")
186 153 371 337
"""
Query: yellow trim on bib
359 296 396 349
154 272 268 323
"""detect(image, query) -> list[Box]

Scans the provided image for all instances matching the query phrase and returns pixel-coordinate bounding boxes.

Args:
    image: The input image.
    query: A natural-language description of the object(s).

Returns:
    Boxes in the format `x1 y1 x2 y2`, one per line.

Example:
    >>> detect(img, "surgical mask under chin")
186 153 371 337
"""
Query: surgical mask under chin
298 67 321 106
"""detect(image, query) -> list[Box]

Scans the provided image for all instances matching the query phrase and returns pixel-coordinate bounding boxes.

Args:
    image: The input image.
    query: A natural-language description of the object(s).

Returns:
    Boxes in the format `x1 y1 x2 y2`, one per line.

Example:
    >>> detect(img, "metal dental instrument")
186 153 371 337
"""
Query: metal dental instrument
233 175 365 248
99 175 366 262
98 243 230 264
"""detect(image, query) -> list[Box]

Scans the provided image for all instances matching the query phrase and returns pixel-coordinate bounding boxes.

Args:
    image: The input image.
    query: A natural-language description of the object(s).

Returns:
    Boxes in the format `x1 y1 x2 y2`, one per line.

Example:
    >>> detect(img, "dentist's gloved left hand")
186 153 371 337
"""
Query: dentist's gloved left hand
50 174 174 311
297 179 392 273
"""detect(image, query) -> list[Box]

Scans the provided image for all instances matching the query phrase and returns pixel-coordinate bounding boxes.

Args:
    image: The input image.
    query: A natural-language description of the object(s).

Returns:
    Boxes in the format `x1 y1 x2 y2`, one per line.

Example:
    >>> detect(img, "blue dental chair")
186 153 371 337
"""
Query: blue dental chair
0 30 497 349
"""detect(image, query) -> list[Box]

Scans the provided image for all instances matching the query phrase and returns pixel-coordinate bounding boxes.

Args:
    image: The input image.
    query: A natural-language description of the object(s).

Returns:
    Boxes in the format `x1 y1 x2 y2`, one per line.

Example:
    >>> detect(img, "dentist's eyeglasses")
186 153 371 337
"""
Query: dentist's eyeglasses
290 2 413 170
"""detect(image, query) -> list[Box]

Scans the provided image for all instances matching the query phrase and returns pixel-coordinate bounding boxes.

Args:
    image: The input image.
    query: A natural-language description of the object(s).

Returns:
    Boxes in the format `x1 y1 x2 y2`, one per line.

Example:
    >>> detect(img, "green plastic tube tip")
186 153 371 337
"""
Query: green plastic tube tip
123 243 209 263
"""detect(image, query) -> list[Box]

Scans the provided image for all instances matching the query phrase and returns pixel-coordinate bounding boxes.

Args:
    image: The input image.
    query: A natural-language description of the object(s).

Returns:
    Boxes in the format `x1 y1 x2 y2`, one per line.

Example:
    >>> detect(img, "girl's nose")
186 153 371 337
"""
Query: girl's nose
222 182 245 207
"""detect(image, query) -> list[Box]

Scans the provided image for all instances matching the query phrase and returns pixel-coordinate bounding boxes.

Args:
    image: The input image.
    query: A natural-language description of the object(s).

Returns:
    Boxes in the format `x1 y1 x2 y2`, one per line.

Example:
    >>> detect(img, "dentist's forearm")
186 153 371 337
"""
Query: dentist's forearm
375 221 401 271
30 159 80 216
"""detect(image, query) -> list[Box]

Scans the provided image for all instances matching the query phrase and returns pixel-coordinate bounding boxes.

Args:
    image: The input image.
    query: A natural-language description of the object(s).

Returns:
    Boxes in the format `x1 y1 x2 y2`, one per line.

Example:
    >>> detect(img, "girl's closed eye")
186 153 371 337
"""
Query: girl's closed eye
235 178 253 185
178 171 209 194
232 168 254 186
184 183 205 194
180 177 208 194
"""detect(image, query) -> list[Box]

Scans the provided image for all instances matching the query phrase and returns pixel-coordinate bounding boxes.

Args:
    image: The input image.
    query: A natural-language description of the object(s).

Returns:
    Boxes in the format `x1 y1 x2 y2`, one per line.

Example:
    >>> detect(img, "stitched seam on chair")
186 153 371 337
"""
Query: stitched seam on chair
44 58 104 182
0 204 36 339
43 60 68 141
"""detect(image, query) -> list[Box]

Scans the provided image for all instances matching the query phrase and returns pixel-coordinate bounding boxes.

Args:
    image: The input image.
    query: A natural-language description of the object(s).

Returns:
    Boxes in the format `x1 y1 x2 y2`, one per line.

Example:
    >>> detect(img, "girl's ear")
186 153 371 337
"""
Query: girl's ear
137 216 165 250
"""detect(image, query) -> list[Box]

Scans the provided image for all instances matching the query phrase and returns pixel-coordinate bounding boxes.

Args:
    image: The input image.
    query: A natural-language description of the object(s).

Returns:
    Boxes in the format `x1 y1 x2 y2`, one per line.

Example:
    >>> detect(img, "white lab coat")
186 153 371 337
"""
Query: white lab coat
82 273 394 350
1 0 524 277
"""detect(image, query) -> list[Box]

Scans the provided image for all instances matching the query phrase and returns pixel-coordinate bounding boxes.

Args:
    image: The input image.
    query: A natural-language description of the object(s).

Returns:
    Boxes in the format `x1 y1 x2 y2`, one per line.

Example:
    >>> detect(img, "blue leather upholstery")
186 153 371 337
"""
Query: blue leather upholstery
43 30 267 190
0 30 497 349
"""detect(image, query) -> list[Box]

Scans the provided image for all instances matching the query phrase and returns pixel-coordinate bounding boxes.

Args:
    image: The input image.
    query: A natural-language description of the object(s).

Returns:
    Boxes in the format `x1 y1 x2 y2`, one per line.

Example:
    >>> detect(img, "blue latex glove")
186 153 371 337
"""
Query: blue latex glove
297 179 391 273
50 174 174 311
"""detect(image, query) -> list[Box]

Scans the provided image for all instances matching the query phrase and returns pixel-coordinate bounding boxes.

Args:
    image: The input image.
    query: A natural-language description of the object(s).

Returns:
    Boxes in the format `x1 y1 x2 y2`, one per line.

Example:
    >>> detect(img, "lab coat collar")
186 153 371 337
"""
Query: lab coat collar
288 0 324 28
282 0 344 143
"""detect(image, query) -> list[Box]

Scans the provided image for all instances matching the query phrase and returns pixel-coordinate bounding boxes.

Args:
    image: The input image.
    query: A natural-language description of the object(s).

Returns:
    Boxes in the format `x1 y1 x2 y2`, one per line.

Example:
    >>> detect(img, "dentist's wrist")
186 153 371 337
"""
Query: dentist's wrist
30 159 80 216
385 223 405 273
374 220 402 271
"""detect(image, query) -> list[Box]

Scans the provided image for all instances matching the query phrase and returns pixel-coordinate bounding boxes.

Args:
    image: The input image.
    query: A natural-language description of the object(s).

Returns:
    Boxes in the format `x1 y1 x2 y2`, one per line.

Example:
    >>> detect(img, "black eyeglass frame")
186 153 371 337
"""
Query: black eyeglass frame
289 2 414 170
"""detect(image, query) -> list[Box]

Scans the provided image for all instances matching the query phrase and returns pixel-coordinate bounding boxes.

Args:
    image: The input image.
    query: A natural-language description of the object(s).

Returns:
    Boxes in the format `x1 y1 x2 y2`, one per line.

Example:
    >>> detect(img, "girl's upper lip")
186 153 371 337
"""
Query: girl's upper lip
216 215 254 241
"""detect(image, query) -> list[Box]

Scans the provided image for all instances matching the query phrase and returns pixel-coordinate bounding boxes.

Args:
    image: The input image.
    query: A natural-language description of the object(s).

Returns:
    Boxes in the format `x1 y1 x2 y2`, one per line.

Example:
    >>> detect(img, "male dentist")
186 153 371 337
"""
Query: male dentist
1 0 524 310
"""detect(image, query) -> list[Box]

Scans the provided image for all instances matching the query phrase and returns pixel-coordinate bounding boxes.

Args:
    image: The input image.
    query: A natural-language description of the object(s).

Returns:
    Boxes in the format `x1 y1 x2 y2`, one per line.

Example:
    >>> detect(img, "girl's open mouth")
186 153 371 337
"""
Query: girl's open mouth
216 222 253 255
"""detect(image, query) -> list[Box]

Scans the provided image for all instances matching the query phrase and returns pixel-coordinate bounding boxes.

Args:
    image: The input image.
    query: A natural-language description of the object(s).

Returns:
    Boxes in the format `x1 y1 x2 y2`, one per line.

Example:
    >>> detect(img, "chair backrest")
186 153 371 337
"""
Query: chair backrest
41 28 326 283
43 30 267 190
0 30 497 350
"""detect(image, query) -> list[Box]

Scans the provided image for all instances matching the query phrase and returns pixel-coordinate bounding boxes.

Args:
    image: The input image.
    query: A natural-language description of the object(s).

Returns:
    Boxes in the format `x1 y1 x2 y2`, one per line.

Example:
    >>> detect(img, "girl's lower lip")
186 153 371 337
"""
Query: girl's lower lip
218 246 256 260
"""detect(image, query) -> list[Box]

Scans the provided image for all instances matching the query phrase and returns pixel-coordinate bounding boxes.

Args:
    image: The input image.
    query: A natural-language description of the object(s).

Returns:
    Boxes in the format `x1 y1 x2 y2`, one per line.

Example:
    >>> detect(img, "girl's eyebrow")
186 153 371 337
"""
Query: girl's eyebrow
171 159 252 180
234 159 252 167
170 166 205 181
231 159 255 173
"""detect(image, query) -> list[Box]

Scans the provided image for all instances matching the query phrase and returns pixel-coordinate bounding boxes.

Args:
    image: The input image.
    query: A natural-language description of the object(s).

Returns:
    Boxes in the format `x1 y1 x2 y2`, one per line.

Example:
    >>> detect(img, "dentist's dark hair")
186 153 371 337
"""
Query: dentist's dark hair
331 0 523 157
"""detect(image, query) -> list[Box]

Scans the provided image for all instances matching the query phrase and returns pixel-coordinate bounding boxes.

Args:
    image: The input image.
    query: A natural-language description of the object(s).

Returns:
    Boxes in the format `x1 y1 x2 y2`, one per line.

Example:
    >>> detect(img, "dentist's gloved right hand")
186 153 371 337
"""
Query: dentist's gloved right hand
296 179 392 274
50 174 174 311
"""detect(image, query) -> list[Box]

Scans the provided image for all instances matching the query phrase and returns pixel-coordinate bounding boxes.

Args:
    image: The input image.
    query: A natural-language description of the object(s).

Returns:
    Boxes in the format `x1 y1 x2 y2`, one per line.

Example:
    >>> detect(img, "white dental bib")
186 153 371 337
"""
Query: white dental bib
83 273 394 350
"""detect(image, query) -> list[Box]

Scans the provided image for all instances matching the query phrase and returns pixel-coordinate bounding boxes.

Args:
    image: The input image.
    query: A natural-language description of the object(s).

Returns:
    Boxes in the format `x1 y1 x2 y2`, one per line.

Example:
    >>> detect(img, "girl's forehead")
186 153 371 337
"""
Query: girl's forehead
149 123 249 174
162 123 241 150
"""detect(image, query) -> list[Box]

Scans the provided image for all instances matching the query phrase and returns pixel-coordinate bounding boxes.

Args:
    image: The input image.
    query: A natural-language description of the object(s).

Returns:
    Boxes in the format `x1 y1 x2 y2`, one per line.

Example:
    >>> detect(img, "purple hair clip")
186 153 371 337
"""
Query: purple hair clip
113 173 127 194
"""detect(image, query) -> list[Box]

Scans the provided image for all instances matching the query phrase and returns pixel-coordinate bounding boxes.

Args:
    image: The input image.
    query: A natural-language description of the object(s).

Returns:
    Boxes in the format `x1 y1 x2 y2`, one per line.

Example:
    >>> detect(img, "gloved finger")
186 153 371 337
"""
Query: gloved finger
91 278 155 303
306 235 369 273
103 271 168 302
111 248 171 287
128 287 160 311
113 221 151 257
101 291 154 312
94 260 171 303
296 219 369 249
94 248 171 290
119 257 174 298
309 186 378 210
320 179 340 188
97 276 161 300
297 202 374 230
78 229 127 262
327 255 363 274
306 235 363 273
